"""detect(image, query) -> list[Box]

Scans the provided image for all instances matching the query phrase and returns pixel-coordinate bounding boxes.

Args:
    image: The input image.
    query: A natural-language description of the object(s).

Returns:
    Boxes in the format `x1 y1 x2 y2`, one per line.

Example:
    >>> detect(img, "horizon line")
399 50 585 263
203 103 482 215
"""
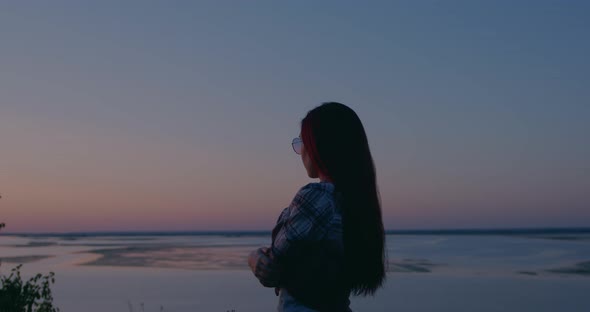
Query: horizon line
2 226 590 236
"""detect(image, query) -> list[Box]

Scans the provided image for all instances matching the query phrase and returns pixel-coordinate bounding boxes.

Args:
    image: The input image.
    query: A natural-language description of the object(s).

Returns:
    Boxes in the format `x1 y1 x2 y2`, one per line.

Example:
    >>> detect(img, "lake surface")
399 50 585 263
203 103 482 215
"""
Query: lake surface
1 229 589 311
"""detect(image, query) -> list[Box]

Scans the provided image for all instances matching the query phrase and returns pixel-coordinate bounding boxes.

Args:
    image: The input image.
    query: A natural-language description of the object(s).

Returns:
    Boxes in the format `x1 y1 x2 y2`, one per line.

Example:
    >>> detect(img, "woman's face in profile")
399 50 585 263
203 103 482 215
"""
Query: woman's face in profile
300 136 319 179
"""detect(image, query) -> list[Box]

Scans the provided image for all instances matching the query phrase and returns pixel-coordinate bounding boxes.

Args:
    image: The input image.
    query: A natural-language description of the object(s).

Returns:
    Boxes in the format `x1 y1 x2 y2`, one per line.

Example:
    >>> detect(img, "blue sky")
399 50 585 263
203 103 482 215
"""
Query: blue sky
0 1 588 232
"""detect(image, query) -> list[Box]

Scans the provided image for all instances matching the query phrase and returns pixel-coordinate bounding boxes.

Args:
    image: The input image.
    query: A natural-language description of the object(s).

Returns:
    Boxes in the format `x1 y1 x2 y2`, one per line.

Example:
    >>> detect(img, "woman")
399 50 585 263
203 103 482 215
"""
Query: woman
248 102 387 311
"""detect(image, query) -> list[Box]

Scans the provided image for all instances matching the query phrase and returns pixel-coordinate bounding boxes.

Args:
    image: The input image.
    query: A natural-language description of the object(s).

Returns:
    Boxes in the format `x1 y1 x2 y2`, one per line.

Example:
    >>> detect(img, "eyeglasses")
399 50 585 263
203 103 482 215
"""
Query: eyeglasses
292 137 303 155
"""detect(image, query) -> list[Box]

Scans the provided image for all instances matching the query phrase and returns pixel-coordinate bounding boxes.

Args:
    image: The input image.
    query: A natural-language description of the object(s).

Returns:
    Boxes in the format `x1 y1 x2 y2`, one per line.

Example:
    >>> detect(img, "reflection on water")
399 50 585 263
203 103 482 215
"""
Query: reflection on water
1 233 589 277
0 254 55 263
81 245 257 270
546 260 590 275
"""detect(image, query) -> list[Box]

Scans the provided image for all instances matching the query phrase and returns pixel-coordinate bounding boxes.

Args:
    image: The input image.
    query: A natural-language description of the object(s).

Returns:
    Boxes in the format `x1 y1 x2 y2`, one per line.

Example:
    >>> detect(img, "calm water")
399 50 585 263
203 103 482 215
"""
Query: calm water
1 229 589 311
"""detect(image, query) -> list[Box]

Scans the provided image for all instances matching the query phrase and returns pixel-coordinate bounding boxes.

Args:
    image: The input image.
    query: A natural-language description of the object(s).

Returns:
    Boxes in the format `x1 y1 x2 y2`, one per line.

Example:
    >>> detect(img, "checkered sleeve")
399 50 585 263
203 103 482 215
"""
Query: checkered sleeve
270 183 333 261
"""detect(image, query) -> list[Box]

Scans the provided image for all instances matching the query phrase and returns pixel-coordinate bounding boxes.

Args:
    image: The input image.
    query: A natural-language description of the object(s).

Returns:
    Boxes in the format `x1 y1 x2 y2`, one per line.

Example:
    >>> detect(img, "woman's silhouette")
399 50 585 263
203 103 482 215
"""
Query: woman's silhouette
249 102 386 311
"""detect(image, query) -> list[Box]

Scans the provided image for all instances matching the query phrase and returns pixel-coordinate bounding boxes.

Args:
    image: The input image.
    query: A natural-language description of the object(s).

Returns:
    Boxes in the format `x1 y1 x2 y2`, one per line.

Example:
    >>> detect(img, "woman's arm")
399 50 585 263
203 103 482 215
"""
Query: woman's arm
249 184 332 286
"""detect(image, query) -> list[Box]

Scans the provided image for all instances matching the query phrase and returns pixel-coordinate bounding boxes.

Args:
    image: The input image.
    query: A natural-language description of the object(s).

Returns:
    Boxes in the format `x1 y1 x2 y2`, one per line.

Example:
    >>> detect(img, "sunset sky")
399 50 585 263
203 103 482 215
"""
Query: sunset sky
1 1 589 233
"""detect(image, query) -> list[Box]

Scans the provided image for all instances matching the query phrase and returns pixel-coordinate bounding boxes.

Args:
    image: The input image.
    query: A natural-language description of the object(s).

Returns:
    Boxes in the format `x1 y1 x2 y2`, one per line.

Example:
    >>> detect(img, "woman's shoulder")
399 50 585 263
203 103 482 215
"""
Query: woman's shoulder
295 181 335 197
289 182 337 215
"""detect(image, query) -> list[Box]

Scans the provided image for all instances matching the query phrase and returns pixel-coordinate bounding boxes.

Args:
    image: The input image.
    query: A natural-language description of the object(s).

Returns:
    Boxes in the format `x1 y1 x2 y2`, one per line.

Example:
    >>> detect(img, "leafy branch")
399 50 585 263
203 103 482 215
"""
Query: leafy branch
0 223 60 312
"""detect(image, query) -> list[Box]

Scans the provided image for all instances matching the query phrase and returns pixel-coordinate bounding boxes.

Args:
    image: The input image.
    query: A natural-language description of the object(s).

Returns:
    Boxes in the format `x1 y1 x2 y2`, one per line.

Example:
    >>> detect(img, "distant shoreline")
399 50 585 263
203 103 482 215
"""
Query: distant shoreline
2 227 590 237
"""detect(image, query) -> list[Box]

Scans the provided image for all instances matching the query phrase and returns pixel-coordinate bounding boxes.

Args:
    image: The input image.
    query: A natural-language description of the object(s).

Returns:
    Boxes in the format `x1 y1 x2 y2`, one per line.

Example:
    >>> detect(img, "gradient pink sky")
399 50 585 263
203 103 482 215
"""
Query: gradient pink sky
1 2 589 233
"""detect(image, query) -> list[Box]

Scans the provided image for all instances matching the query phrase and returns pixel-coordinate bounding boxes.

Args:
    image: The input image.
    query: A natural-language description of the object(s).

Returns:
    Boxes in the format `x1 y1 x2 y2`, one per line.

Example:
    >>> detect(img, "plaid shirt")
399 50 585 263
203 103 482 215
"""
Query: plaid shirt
268 182 351 311
271 182 343 259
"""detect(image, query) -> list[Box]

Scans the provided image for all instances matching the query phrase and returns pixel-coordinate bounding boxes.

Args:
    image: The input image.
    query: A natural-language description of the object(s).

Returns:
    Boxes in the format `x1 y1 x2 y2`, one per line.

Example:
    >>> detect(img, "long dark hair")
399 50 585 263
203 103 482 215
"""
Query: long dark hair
301 102 386 296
